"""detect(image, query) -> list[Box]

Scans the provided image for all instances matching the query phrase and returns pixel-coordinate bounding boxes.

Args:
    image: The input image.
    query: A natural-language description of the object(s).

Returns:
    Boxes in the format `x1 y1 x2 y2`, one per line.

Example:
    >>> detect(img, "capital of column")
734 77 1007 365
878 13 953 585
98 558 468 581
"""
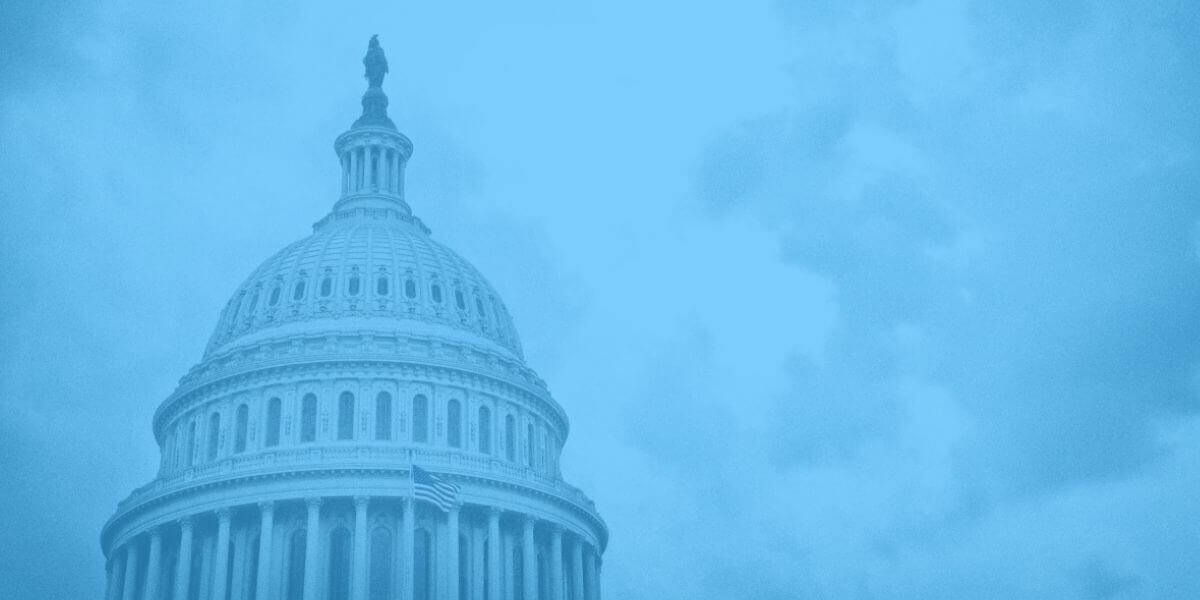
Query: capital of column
488 506 503 518
258 500 275 514
215 507 233 521
354 495 370 510
305 496 324 510
179 515 195 532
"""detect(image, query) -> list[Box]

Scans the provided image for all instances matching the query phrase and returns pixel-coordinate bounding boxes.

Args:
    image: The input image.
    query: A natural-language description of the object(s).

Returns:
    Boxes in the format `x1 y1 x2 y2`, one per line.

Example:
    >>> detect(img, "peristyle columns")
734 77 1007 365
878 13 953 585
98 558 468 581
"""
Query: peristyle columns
549 527 564 600
522 517 538 600
121 538 141 600
257 502 275 600
447 504 461 600
211 508 233 600
143 527 163 600
303 498 322 600
569 539 583 600
486 509 501 600
353 496 369 600
174 518 194 600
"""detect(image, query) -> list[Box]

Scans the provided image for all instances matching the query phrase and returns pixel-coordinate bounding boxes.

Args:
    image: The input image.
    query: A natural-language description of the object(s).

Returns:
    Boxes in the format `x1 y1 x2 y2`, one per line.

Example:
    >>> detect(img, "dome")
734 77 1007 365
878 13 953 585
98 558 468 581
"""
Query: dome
205 216 524 361
101 37 605 600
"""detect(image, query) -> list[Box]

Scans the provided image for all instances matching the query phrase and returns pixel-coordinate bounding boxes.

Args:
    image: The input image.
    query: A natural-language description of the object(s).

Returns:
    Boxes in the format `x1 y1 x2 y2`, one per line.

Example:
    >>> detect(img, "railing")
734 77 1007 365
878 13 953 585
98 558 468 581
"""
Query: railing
118 445 599 518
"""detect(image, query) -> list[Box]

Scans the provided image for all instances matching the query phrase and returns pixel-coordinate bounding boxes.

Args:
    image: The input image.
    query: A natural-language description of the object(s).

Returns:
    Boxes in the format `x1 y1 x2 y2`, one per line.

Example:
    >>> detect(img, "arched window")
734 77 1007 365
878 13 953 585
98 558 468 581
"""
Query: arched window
328 527 351 600
526 424 535 467
269 285 281 306
301 394 317 443
247 288 260 315
338 392 355 440
321 275 333 297
348 275 361 296
447 400 462 448
266 398 282 447
207 412 221 460
455 289 467 310
476 298 486 317
405 279 417 299
234 404 249 453
478 406 492 454
377 276 389 296
186 421 196 467
413 395 429 443
505 415 516 461
375 392 392 441
369 528 393 600
431 284 443 304
414 529 433 600
246 535 260 600
293 280 306 301
286 529 306 600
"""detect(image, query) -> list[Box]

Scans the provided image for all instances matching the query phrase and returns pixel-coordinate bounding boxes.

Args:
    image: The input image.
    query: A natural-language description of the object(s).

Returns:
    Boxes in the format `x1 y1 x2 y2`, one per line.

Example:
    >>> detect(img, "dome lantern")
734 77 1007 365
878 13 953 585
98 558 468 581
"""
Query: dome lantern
330 35 416 221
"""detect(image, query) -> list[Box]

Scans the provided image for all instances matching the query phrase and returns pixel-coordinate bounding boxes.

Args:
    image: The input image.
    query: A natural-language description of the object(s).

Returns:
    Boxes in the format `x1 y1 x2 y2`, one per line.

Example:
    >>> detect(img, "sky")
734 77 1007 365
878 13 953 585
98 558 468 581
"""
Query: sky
1 1 1199 598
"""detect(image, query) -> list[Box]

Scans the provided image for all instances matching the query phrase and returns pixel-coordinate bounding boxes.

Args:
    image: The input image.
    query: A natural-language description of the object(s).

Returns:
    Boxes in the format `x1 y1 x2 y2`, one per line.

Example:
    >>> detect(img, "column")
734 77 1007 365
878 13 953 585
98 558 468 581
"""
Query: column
122 539 141 600
107 549 128 600
391 150 402 195
212 508 233 600
569 540 583 600
143 528 163 600
587 552 601 600
353 496 369 600
349 147 359 193
401 497 415 600
447 504 461 600
472 527 485 600
256 502 275 600
365 146 375 190
174 518 195 600
548 528 563 600
521 517 537 600
304 498 323 600
486 510 500 600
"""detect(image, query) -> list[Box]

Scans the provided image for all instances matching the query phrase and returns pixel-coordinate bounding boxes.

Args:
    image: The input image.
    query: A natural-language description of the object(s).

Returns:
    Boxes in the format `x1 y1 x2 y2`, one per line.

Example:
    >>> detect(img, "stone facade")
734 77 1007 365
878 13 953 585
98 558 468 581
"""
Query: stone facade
101 38 606 600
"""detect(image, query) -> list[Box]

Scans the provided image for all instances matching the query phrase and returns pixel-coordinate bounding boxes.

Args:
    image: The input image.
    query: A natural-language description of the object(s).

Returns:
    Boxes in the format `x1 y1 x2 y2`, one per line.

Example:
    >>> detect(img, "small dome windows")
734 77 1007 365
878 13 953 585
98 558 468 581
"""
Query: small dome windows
430 283 443 304
348 275 361 296
293 279 307 301
404 278 417 299
320 272 334 298
455 289 467 311
377 276 389 296
268 284 281 307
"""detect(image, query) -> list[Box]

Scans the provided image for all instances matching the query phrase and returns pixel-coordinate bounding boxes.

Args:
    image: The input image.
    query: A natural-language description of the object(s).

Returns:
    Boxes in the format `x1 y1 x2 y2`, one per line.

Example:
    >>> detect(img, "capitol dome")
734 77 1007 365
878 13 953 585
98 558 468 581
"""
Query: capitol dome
102 36 605 600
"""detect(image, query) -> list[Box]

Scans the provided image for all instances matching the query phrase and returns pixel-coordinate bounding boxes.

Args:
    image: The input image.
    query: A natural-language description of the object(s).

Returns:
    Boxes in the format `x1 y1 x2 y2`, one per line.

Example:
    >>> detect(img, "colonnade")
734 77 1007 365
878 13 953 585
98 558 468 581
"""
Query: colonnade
341 142 405 197
104 495 602 600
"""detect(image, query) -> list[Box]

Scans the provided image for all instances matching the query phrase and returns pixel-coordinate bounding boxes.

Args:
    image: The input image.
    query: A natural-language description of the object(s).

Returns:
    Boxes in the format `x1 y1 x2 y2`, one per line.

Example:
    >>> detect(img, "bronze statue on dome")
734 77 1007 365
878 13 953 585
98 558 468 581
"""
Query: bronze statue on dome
364 34 388 88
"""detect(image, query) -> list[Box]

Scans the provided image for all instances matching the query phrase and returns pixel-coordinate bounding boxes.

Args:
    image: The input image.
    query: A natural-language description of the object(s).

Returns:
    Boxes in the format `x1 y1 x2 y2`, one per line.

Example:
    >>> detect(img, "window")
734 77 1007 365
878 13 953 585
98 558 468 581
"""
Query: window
478 406 492 454
412 395 428 443
266 398 282 447
186 421 196 467
248 289 260 315
476 298 486 317
431 284 442 304
505 415 516 461
377 277 389 296
405 279 417 299
369 528 393 600
301 394 317 443
286 529 306 600
234 404 249 453
207 412 221 460
455 289 467 310
447 400 462 448
526 424 535 467
348 275 361 296
293 280 306 301
328 528 351 600
414 529 433 600
337 392 355 440
269 285 281 306
375 392 392 441
321 276 333 297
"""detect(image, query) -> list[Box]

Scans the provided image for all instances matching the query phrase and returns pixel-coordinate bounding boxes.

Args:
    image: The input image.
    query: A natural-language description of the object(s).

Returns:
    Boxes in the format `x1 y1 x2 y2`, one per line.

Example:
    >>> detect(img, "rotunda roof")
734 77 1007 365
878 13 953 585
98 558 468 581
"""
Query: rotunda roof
204 215 523 359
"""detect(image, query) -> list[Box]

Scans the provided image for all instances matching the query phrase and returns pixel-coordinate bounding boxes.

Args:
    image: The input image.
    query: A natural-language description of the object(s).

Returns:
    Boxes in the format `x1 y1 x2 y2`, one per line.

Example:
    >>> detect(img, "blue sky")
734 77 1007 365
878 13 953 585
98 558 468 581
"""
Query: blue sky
2 1 1199 598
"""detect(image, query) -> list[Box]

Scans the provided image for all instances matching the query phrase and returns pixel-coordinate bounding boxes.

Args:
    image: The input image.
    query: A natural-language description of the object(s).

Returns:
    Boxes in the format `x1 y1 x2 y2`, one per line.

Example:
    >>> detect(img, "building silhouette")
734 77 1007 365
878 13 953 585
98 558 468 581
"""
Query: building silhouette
101 36 607 600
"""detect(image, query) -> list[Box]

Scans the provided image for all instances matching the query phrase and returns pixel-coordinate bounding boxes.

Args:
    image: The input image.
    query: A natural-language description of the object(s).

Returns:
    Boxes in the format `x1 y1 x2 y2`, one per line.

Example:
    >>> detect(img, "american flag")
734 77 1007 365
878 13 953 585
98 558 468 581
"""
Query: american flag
412 465 460 512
